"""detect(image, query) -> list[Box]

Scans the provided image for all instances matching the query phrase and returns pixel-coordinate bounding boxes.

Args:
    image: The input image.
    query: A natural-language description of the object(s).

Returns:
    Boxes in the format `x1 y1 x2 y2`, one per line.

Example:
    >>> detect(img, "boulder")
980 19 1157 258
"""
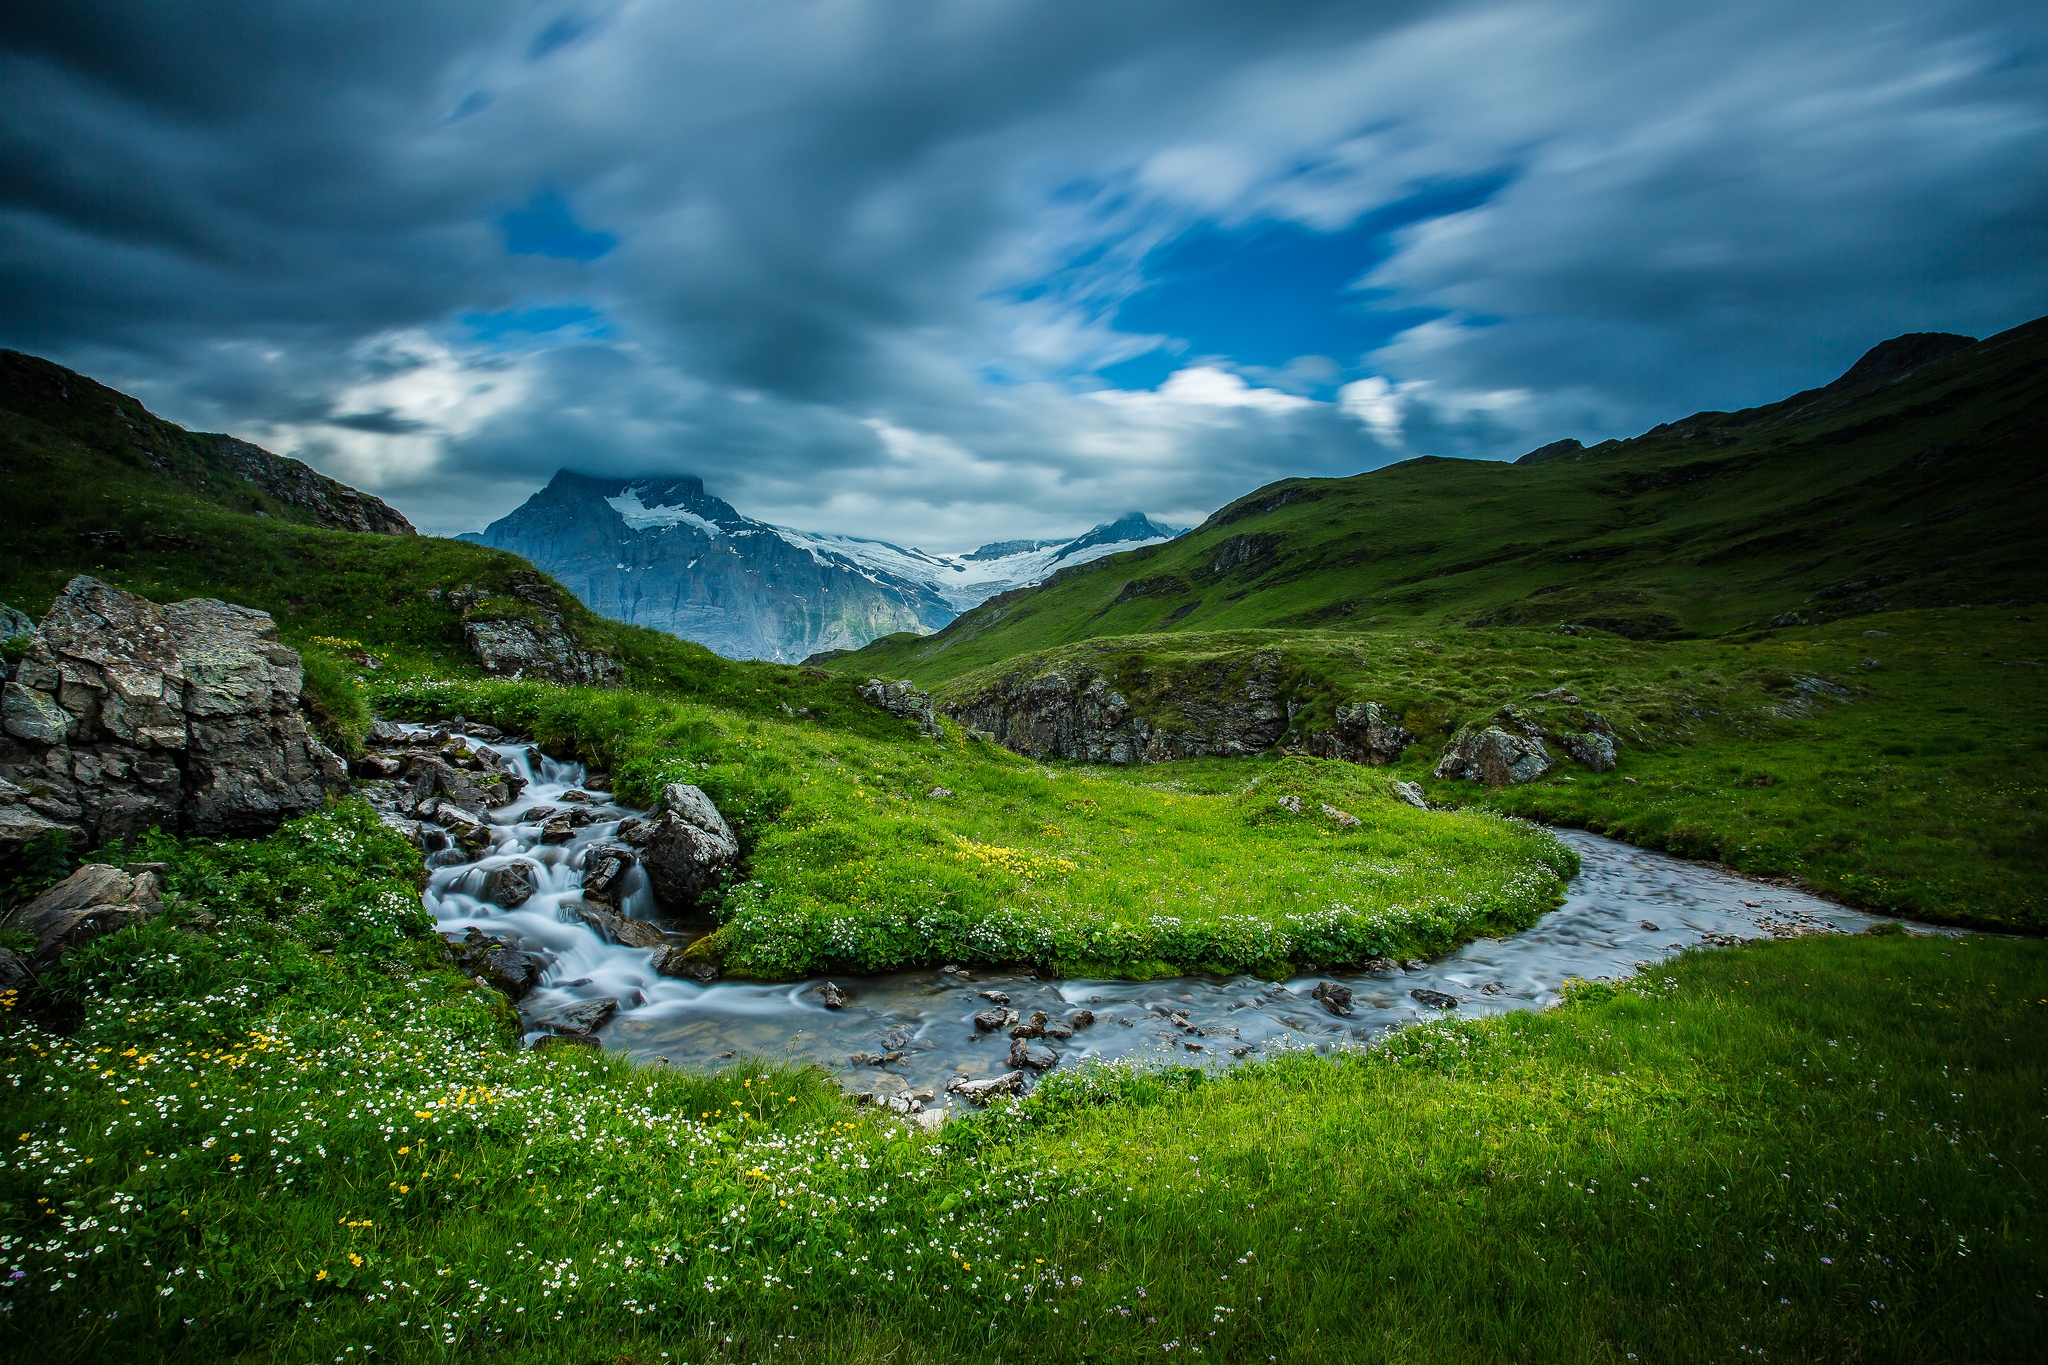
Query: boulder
977 989 1011 1005
1410 988 1459 1010
947 1070 1026 1105
1310 981 1354 1017
535 996 619 1037
650 945 717 981
570 901 670 950
2 863 161 968
460 582 622 688
860 678 944 737
1432 726 1552 785
580 844 635 906
478 860 539 909
1320 803 1361 829
1067 1009 1095 1028
622 783 738 910
1007 1038 1060 1071
0 578 345 847
1559 729 1618 772
1388 781 1428 810
818 981 849 1009
0 945 33 995
1304 700 1412 766
451 928 547 1001
973 1007 1019 1032
403 754 522 812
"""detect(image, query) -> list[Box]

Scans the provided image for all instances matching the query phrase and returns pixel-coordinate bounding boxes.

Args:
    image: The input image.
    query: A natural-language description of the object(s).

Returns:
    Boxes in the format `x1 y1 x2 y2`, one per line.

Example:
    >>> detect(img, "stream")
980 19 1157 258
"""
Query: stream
416 729 1911 1113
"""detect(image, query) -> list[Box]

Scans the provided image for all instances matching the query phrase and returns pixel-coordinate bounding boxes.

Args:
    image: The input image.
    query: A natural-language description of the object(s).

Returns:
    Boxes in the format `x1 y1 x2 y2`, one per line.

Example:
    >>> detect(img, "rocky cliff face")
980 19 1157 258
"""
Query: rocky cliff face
945 652 1292 764
208 435 416 535
0 577 345 853
468 472 957 663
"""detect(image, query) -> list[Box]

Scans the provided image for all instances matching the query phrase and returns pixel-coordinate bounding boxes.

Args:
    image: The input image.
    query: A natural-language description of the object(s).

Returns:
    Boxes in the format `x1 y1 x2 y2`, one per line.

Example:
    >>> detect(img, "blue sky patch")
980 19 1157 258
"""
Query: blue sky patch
499 191 617 261
459 302 613 347
1096 173 1511 391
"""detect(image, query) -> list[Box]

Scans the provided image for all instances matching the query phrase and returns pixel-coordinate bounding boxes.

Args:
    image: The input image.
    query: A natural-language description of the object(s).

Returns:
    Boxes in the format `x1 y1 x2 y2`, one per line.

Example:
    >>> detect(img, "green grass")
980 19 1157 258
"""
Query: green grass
895 607 2046 933
836 316 2046 686
4 799 2040 1362
369 677 1574 979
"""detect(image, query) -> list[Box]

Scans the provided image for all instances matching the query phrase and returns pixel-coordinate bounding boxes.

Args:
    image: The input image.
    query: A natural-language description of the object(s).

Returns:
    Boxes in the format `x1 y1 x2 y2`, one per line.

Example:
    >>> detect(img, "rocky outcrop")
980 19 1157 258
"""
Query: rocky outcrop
1303 700 1410 766
209 435 416 535
860 678 943 737
945 652 1288 764
442 572 622 687
617 781 738 910
0 578 346 851
1 863 163 971
1433 726 1553 785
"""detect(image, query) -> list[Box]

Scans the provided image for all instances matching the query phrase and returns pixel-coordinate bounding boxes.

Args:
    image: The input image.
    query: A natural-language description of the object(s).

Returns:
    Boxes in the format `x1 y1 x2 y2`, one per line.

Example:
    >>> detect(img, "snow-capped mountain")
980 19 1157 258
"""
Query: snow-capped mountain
465 471 1180 663
774 510 1182 614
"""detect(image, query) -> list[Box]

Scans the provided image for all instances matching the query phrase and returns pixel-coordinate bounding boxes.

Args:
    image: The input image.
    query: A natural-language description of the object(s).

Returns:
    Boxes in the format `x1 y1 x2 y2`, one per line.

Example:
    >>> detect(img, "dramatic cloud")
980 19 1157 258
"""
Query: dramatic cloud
3 0 2043 544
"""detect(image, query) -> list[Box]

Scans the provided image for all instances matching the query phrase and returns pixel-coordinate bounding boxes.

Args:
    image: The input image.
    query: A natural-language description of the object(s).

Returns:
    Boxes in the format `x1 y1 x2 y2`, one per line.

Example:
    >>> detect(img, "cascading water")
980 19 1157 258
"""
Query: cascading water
409 727 1923 1114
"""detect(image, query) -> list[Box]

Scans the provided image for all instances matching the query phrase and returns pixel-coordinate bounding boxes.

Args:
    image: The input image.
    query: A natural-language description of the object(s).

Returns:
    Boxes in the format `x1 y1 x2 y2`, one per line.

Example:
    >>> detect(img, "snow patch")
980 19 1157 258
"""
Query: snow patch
607 487 724 535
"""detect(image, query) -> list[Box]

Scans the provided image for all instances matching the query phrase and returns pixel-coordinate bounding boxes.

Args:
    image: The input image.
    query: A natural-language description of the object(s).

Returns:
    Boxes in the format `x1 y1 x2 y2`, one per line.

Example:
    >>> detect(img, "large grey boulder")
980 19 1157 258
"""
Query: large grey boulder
1433 726 1553 785
0 578 345 850
2 863 162 968
619 782 738 910
1559 728 1619 773
1304 700 1412 766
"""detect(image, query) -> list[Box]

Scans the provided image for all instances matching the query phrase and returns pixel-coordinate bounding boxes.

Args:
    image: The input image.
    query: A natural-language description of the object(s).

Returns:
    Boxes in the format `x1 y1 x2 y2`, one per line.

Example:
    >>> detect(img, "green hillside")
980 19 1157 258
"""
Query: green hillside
837 318 2046 684
0 351 879 738
817 322 2048 931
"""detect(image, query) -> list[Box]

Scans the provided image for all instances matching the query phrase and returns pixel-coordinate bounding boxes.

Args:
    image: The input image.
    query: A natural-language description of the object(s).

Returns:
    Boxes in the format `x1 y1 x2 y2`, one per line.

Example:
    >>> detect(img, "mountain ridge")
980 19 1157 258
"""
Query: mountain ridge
824 316 2048 686
471 470 1182 661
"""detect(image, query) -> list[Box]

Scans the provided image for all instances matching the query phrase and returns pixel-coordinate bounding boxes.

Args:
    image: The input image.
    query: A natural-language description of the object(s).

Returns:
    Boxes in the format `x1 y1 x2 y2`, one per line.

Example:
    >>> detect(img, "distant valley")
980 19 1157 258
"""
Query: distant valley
463 470 1180 662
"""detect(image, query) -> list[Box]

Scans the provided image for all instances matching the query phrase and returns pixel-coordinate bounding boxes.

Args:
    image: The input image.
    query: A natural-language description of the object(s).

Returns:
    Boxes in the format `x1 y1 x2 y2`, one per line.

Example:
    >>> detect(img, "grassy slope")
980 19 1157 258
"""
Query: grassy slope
912 608 2046 931
0 351 890 744
817 321 2048 933
370 677 1573 979
4 804 2040 1362
840 315 2046 684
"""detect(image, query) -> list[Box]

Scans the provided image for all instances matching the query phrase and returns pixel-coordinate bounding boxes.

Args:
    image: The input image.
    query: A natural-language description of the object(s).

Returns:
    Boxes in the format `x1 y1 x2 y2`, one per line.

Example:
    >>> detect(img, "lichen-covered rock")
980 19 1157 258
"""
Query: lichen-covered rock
859 678 943 737
1432 726 1553 785
1560 728 1619 772
0 577 345 850
463 616 622 687
1388 780 1428 809
944 651 1289 764
1304 700 1412 766
620 782 738 910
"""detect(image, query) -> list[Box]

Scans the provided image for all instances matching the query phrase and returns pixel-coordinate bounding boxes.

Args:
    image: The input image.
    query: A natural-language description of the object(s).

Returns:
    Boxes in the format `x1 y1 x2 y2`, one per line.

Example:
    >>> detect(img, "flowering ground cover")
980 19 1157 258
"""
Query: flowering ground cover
369 677 1574 979
2 798 2040 1361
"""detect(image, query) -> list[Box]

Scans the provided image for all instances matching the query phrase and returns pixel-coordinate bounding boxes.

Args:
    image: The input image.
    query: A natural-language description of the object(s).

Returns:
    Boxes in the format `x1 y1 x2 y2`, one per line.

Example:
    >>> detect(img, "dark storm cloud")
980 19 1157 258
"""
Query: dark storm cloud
2 1 2043 543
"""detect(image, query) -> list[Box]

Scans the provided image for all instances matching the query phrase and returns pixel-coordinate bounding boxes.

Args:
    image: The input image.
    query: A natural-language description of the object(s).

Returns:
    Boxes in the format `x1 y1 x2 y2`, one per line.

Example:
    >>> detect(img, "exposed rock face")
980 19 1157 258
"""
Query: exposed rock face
859 678 942 737
1303 700 1411 766
945 652 1288 764
2 863 162 970
1432 726 1553 785
0 577 345 851
210 435 417 535
446 572 622 687
618 781 738 910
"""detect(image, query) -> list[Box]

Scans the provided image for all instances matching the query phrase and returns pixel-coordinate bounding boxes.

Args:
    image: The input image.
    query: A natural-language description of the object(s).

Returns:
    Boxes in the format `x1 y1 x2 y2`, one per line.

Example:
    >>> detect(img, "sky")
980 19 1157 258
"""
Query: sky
3 1 2044 548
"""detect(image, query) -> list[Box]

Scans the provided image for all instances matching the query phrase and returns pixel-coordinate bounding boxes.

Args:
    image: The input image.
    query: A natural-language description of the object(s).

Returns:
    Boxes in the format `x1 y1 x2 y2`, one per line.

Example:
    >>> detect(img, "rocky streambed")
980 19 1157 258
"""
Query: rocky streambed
382 725 1919 1123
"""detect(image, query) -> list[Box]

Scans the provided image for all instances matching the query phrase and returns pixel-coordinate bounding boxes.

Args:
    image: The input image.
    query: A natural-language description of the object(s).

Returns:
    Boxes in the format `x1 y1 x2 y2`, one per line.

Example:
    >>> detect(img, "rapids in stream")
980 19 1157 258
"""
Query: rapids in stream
417 728 1909 1112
